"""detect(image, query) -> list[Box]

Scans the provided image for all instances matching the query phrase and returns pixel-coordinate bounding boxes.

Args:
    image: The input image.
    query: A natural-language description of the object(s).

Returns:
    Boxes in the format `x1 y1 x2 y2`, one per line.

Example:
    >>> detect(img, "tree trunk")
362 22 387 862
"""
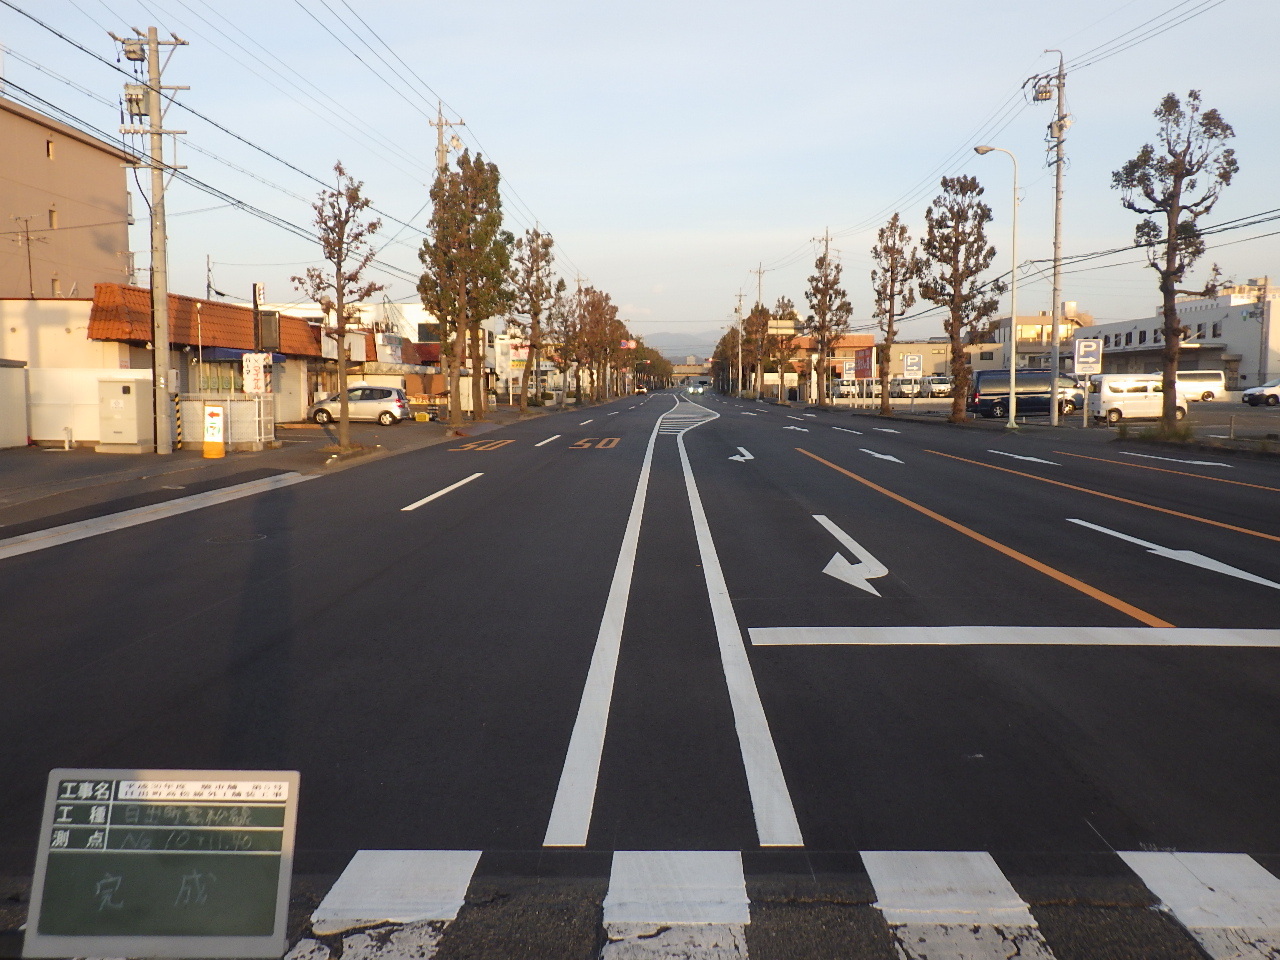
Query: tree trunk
449 313 467 432
878 340 893 417
1160 204 1182 430
469 322 484 418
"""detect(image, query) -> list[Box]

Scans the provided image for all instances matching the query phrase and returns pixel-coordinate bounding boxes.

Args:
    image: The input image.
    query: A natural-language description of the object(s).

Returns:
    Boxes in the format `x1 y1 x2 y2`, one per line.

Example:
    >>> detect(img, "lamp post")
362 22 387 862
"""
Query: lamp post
975 145 1019 429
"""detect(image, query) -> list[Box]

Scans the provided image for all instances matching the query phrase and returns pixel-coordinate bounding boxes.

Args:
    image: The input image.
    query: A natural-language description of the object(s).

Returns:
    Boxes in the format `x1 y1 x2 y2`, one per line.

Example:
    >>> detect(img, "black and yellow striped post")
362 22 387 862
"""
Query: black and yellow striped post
173 395 183 449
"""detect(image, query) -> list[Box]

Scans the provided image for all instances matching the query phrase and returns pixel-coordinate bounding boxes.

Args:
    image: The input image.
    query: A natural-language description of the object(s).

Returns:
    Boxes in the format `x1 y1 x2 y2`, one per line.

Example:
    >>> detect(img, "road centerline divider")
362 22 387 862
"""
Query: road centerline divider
401 473 483 512
926 449 1280 543
796 448 1173 628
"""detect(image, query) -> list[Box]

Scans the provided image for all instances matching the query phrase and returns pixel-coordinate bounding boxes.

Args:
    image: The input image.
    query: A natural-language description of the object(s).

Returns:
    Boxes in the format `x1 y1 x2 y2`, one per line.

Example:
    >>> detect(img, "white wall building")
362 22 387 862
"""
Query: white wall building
1073 278 1279 388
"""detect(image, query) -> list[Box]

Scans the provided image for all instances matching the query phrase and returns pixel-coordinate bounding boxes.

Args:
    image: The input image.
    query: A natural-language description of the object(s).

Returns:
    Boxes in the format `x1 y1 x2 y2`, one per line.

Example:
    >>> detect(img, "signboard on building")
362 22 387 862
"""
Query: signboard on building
24 769 299 959
241 354 270 395
1074 338 1103 376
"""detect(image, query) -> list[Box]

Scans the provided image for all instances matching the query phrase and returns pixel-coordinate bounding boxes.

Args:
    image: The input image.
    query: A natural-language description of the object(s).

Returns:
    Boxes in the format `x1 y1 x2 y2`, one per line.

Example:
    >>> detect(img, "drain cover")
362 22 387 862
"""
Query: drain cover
206 533 267 544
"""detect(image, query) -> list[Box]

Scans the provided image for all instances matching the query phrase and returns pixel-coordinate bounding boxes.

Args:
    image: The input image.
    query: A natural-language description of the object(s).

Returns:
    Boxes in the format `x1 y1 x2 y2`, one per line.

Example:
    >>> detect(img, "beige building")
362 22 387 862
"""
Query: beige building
0 98 134 300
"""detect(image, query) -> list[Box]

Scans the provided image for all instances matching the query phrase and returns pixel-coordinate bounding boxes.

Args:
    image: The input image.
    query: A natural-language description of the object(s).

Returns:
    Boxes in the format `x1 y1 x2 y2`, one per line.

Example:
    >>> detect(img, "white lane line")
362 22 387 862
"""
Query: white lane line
1121 451 1231 467
0 472 313 562
609 411 620 415
749 626 1280 646
1068 519 1280 591
859 448 903 463
580 419 594 425
311 850 482 934
678 430 803 847
783 425 809 432
873 427 901 433
535 435 562 447
988 449 1059 465
787 415 805 421
402 473 484 512
544 399 675 846
1120 852 1280 959
863 850 1055 960
740 412 758 416
833 426 862 434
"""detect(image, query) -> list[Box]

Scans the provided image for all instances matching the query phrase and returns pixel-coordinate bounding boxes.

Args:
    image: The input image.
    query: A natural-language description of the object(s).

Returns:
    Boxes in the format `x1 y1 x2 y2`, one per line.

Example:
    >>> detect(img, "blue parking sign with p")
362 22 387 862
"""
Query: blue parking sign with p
1074 339 1103 375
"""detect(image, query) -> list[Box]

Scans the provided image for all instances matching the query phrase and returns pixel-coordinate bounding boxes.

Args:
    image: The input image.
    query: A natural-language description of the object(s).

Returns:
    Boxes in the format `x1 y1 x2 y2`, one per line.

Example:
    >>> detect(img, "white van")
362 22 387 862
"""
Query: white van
1088 374 1188 423
1175 369 1226 401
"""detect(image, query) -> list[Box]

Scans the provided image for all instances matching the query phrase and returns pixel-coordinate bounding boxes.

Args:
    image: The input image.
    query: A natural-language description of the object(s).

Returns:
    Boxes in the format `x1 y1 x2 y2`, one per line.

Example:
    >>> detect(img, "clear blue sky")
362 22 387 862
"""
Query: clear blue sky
3 0 1275 351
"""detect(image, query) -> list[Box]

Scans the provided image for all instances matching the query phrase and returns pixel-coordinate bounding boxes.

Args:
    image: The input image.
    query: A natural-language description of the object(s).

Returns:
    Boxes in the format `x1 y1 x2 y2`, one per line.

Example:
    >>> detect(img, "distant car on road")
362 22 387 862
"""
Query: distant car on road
1242 377 1280 406
308 386 413 425
635 386 648 394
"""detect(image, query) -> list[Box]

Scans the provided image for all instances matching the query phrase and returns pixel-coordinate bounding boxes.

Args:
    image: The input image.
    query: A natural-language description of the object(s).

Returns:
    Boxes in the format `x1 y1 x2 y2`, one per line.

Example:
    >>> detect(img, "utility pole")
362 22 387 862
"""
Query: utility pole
10 215 40 298
734 292 745 395
114 27 187 454
431 101 465 174
751 262 767 307
1030 51 1069 425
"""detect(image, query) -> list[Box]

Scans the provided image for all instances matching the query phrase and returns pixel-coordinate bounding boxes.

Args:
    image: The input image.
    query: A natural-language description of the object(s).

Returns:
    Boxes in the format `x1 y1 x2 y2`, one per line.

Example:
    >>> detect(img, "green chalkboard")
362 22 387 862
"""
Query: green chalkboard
23 769 299 959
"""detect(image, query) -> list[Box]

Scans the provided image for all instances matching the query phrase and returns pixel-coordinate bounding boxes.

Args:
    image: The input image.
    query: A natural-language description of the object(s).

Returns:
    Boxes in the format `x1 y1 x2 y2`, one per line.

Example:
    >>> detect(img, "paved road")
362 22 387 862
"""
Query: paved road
1 390 1278 959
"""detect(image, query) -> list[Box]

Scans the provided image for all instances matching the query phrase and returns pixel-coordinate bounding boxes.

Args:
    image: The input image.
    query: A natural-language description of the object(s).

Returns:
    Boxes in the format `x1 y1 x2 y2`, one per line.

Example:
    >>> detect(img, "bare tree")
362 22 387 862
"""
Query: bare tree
292 162 384 451
743 302 771 397
1113 90 1237 430
919 176 1004 422
871 213 922 418
507 228 565 414
802 236 853 406
765 296 798 402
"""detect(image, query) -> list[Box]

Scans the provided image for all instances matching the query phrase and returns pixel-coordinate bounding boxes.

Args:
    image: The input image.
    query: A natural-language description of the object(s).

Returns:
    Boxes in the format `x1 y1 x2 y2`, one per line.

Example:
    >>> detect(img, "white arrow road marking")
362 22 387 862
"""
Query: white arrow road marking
873 427 901 433
729 447 754 462
535 435 562 447
859 448 904 463
402 473 484 511
813 515 889 596
608 411 619 416
1121 451 1231 467
988 449 1060 465
783 425 810 432
1068 519 1280 591
787 416 805 421
833 426 862 434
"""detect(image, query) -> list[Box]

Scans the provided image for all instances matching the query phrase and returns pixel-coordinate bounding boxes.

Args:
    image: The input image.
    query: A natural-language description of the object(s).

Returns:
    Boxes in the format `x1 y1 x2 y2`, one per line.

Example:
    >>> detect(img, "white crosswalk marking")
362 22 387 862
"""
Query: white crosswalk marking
862 851 1056 959
1120 852 1280 959
603 851 749 959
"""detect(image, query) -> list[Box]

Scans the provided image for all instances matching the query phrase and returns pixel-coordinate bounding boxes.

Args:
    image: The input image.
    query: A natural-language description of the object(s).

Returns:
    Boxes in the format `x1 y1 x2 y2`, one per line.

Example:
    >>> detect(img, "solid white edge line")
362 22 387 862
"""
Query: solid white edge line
543 398 677 846
0 472 313 561
535 435 562 447
749 626 1280 646
401 473 484 512
678 429 804 847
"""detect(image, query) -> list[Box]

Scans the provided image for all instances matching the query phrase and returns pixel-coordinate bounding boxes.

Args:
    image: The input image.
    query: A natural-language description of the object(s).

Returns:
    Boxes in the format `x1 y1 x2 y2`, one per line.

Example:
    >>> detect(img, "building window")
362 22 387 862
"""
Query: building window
1138 330 1147 344
51 278 62 297
46 139 55 160
1103 335 1111 347
48 208 58 230
1154 329 1162 343
980 351 993 361
1212 321 1222 338
1196 322 1205 339
1125 332 1133 346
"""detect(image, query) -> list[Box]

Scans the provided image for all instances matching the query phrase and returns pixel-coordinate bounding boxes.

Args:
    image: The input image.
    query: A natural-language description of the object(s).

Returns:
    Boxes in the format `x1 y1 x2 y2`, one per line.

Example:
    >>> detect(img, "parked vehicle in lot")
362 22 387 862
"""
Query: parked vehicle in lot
1242 377 1280 406
308 385 413 425
1175 369 1226 401
923 375 953 397
966 369 1083 419
889 377 922 398
1087 374 1187 423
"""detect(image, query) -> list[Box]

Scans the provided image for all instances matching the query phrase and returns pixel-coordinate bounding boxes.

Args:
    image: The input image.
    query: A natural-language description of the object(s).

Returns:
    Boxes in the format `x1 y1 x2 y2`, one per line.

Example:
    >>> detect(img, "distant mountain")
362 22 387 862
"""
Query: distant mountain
639 328 721 363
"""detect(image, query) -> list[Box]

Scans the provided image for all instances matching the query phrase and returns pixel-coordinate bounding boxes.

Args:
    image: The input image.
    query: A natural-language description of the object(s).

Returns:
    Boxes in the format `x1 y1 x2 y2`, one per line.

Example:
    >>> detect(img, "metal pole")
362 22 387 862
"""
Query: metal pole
1008 149 1019 429
1048 50 1066 426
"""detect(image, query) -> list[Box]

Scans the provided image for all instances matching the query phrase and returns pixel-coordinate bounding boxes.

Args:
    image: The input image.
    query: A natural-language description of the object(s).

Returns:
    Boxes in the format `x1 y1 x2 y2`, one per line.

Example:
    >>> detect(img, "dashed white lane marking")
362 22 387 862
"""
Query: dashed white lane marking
863 850 1056 960
873 427 901 433
833 426 862 434
1120 852 1280 959
311 849 482 934
609 411 620 415
544 398 677 846
535 434 562 447
1121 451 1232 467
988 449 1059 465
0 472 313 561
402 473 483 511
580 419 594 425
679 429 803 846
603 852 749 960
749 626 1280 646
859 448 903 463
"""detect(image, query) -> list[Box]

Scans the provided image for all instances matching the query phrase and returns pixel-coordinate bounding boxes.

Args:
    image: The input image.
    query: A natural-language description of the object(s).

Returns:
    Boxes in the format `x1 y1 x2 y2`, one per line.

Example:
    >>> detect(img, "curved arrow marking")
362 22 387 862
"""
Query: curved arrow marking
1068 519 1280 591
859 448 904 463
784 425 810 432
813 515 889 596
729 447 754 462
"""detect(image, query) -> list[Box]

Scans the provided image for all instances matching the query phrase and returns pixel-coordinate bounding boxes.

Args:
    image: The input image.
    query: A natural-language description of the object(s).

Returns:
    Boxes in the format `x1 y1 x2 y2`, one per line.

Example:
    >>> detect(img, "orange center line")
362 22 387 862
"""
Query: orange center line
796 448 1174 629
926 449 1280 544
1053 450 1280 493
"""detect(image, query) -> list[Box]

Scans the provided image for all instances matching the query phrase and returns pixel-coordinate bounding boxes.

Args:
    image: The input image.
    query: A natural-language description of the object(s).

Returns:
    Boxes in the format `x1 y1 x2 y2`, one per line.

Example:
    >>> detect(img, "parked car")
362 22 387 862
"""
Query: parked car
1175 369 1226 401
1242 377 1280 406
889 378 922 398
967 369 1083 419
1087 374 1187 423
923 376 953 397
308 385 413 425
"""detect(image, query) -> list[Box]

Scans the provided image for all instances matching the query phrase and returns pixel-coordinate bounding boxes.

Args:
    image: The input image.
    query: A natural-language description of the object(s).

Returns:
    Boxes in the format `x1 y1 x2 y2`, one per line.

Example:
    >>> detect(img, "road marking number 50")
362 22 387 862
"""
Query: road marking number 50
451 439 516 451
572 438 620 449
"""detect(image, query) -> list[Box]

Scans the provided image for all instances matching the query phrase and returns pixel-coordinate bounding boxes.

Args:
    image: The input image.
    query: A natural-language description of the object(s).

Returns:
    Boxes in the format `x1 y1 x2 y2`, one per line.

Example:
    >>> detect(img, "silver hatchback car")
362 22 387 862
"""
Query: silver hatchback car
308 386 413 425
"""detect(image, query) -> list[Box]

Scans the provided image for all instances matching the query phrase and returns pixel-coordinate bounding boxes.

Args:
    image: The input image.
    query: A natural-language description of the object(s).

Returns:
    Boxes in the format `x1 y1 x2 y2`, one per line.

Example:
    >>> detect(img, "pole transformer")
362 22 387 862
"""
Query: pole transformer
1030 51 1069 426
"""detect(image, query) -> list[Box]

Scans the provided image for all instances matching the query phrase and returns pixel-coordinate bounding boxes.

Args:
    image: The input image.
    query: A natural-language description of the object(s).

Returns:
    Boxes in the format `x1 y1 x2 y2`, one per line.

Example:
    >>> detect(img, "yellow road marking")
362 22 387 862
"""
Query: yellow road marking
797 448 1174 628
1054 450 1280 493
927 449 1280 544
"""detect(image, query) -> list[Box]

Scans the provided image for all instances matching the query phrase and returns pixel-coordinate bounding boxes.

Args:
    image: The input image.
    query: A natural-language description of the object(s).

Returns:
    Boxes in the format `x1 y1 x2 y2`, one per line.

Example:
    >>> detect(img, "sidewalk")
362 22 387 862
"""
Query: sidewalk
0 405 549 531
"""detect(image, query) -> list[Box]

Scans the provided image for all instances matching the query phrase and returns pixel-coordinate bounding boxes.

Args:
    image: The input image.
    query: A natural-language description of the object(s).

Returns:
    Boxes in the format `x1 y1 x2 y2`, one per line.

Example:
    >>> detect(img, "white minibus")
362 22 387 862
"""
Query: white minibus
1088 374 1189 423
1175 369 1226 401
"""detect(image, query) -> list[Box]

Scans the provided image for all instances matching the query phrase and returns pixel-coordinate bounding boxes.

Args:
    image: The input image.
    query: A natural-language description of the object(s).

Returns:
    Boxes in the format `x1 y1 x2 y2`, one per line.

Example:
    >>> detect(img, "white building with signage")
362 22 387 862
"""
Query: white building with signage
1071 278 1278 388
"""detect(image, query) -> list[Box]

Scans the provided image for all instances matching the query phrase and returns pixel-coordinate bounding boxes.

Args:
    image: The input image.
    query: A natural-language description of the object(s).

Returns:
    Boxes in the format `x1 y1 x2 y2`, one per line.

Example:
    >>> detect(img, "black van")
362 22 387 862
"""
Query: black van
966 369 1084 419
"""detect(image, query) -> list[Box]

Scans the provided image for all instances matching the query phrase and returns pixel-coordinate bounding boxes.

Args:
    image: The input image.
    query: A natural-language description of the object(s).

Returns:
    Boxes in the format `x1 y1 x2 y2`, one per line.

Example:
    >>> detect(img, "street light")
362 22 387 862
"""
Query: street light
975 145 1019 429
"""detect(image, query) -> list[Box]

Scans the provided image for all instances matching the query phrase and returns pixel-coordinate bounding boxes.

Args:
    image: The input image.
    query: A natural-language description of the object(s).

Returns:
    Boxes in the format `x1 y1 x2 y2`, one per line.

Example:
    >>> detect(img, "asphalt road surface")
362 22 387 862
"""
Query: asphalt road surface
2 390 1278 959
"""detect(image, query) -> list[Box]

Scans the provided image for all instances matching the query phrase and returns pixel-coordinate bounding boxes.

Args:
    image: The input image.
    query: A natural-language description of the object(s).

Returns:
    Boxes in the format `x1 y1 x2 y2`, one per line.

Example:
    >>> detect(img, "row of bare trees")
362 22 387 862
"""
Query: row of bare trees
714 89 1236 433
292 150 673 448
